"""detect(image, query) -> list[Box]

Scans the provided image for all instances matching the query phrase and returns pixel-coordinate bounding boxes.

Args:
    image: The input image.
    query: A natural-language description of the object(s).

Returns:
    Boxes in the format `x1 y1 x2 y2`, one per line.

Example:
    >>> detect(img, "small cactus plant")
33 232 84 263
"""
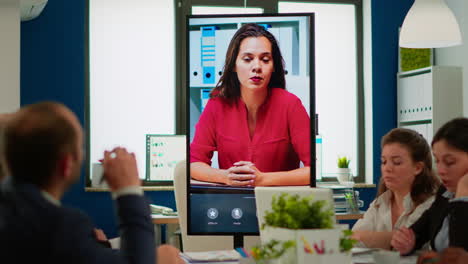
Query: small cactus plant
337 156 350 168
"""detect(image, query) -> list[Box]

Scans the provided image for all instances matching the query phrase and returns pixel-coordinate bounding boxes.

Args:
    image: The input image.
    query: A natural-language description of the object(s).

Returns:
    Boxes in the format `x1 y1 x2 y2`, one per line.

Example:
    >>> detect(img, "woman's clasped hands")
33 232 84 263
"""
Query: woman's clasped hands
224 161 263 186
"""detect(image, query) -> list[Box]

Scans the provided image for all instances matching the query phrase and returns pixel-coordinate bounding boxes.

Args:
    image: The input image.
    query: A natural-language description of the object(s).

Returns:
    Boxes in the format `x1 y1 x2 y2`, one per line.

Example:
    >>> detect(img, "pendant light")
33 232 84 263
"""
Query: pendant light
399 0 462 48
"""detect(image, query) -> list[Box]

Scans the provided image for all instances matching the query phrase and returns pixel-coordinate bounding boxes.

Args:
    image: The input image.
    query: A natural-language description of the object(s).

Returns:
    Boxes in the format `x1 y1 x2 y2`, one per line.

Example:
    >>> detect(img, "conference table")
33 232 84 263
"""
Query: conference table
153 213 419 264
151 214 180 246
181 249 418 264
151 211 364 247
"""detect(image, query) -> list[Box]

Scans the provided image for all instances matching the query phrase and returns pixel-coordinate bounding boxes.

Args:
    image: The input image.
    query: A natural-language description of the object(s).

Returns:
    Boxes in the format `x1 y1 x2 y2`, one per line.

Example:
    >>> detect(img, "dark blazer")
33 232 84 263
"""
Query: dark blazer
0 178 155 264
411 186 468 252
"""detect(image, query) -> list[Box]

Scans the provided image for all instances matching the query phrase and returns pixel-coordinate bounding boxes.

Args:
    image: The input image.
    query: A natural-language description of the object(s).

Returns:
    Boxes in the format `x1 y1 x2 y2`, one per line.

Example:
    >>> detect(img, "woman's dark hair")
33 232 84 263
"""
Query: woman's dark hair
211 23 286 100
432 117 468 153
377 128 439 206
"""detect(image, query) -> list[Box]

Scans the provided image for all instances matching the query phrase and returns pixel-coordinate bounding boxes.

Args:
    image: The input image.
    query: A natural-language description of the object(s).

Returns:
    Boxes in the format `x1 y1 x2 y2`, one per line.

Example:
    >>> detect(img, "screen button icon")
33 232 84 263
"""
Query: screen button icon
231 208 243 219
207 208 219 219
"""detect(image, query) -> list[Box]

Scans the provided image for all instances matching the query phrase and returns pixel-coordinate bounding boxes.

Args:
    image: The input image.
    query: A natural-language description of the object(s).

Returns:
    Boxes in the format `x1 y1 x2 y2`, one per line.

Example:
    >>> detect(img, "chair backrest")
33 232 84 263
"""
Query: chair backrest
173 160 240 252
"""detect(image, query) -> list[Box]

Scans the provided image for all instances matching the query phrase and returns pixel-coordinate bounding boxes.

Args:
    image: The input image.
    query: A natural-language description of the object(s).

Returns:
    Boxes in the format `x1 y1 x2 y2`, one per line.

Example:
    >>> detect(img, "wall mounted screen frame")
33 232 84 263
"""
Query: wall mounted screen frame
186 13 316 236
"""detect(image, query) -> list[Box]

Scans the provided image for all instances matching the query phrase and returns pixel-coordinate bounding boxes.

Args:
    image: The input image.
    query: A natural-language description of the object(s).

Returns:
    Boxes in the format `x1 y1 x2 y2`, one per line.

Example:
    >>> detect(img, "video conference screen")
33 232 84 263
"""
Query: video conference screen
187 13 315 235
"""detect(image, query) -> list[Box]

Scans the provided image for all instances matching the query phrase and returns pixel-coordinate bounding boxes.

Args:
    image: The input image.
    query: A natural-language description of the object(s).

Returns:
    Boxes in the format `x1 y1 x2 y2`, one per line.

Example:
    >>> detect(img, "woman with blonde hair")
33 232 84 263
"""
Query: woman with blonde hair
352 128 439 248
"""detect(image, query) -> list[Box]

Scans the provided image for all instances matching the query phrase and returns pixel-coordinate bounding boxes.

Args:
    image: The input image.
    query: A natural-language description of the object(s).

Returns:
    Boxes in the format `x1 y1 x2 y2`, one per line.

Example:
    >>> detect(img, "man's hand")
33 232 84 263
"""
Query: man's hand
93 228 108 243
156 245 184 264
102 147 140 191
223 161 256 186
391 227 415 255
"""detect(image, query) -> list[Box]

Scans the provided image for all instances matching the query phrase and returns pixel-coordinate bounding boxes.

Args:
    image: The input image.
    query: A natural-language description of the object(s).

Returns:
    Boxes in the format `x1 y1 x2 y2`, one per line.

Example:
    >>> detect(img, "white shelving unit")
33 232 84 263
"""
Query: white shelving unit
397 66 463 143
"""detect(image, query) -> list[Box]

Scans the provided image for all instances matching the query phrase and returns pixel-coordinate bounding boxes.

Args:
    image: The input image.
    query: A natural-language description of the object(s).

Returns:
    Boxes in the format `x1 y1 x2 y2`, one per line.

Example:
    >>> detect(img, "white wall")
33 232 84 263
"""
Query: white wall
0 0 20 113
89 0 175 180
435 0 468 115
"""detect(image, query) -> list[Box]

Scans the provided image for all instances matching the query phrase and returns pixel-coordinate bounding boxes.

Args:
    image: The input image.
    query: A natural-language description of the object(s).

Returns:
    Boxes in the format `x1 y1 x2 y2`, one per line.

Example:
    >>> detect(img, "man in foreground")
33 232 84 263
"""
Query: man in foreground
0 102 181 264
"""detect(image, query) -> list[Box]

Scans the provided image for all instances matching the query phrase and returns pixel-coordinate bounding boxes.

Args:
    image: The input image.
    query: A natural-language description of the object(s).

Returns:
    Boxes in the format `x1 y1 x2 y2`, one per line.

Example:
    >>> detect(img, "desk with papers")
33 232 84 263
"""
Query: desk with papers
180 249 418 264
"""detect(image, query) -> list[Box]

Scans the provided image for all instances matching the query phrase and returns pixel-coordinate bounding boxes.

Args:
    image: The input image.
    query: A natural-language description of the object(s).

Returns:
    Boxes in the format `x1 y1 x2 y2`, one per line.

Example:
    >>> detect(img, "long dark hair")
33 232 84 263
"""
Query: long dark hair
377 128 439 206
432 117 468 153
211 23 286 100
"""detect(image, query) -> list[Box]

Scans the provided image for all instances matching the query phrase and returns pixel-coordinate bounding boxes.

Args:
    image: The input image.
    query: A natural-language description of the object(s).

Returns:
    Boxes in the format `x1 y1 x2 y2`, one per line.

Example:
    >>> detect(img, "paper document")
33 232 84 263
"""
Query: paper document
181 250 241 262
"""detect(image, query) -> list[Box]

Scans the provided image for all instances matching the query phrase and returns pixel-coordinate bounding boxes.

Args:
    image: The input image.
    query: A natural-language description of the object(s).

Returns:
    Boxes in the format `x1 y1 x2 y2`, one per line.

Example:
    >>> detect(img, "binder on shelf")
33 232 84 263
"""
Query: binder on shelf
189 30 202 87
201 26 217 85
200 88 211 112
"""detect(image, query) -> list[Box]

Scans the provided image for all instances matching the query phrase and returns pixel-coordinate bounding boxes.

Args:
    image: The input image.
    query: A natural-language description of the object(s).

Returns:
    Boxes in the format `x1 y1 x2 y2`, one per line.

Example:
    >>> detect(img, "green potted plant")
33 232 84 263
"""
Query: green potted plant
337 156 352 185
337 156 350 169
259 192 356 264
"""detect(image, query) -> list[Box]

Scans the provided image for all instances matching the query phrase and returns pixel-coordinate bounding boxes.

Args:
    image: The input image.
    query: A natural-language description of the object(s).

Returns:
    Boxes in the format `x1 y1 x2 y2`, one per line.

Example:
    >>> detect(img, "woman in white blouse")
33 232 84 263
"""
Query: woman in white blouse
352 128 440 249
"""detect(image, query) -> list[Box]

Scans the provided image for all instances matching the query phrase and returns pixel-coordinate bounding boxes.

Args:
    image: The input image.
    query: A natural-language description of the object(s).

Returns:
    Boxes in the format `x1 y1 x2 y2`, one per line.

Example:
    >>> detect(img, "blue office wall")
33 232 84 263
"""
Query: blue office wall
20 0 175 238
371 0 413 184
20 0 412 237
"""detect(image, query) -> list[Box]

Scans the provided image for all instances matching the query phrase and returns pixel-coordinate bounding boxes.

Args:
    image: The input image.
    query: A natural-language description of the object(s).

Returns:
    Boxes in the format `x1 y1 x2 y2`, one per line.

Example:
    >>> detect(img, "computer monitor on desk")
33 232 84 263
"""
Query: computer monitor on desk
145 134 186 185
187 13 315 249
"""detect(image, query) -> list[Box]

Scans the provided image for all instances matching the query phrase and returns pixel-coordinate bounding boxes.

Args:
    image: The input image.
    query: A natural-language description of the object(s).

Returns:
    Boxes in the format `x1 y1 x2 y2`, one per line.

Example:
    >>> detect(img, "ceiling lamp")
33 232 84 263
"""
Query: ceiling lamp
399 0 462 48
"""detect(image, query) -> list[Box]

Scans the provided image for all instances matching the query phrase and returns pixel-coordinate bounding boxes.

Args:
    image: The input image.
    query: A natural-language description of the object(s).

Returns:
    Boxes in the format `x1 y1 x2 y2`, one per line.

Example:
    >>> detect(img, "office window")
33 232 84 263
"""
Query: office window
87 0 175 186
279 2 358 178
192 6 263 14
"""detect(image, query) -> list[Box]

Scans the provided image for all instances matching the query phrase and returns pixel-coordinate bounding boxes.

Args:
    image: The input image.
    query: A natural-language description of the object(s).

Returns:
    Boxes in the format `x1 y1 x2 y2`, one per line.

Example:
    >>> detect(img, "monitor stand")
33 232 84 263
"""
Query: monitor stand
233 233 244 249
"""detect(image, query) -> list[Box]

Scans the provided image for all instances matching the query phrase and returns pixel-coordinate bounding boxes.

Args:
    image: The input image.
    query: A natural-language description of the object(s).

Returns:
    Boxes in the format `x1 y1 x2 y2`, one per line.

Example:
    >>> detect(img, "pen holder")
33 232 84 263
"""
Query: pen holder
337 168 354 187
344 190 363 214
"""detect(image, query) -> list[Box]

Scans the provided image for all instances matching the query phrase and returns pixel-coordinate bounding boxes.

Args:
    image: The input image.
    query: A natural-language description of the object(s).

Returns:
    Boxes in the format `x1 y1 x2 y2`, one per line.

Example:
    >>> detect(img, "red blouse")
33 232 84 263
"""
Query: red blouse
190 88 311 172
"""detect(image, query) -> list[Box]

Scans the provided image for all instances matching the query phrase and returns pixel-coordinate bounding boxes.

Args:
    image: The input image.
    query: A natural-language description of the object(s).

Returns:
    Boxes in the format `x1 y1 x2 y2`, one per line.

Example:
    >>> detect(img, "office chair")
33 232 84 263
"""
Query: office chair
173 160 259 252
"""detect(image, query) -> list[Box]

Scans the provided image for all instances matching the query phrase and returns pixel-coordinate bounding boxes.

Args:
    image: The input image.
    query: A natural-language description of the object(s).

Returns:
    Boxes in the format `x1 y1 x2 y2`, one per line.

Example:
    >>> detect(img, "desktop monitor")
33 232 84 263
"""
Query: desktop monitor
186 13 315 248
145 135 186 185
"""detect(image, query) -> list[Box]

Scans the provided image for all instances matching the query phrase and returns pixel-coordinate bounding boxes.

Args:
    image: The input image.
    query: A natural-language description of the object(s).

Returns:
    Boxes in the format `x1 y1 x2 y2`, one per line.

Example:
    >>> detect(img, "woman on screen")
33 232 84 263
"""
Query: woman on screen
190 23 310 187
352 128 439 249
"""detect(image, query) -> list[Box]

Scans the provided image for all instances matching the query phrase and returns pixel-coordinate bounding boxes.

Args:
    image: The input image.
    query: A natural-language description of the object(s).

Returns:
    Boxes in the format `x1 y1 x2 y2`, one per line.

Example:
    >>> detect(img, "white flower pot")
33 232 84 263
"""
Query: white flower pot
260 226 351 264
337 168 353 186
